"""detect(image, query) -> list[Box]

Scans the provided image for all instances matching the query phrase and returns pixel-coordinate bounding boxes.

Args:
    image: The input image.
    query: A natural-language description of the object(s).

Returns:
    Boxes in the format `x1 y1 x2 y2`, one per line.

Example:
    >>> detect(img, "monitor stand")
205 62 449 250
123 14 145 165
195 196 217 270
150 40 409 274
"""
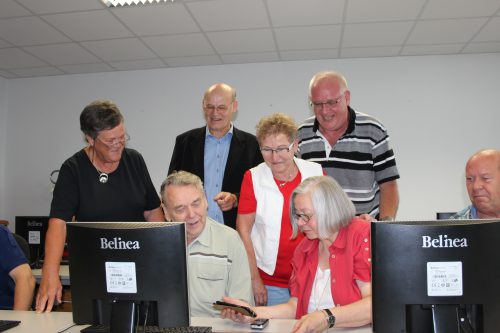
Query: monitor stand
431 304 475 333
110 300 136 333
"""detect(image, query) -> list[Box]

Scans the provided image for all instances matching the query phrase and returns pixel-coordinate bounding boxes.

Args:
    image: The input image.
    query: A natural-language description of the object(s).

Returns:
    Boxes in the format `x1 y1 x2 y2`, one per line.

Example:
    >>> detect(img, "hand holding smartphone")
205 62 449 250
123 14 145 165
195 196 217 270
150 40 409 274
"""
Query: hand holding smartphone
212 300 257 317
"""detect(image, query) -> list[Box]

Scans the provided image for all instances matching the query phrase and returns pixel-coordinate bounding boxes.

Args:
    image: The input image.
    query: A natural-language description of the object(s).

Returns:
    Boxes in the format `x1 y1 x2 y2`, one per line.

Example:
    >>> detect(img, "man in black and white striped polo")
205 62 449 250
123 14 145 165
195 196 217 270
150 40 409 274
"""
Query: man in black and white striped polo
297 71 400 221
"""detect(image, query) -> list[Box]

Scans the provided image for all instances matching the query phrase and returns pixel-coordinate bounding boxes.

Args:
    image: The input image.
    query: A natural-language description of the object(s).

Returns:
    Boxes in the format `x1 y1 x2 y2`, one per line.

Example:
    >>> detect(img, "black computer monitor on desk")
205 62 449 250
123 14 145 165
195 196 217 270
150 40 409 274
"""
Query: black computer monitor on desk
67 222 189 331
371 219 500 333
15 216 49 266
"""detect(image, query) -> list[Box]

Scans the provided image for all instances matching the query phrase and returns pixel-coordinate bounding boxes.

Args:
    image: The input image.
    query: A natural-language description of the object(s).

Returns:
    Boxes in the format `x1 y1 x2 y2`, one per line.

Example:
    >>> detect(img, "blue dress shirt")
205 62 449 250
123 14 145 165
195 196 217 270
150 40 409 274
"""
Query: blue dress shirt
204 125 233 224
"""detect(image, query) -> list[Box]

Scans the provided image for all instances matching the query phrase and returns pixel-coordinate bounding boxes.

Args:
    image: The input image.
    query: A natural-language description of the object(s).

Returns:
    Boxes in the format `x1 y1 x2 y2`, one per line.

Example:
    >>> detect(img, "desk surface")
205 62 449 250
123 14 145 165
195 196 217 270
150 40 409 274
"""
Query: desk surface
0 311 372 333
32 265 70 286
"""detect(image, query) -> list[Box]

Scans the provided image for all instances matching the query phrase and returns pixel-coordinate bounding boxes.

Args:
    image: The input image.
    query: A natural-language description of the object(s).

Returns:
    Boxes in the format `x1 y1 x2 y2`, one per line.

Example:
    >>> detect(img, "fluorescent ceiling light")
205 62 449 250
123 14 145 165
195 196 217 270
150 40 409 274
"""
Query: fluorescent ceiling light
102 0 173 7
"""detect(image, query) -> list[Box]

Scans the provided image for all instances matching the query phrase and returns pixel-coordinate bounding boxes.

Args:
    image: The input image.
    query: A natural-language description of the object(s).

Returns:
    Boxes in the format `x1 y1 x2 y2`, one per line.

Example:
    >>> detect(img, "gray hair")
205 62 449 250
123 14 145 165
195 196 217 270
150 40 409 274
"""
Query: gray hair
308 71 349 98
160 170 204 204
290 176 355 239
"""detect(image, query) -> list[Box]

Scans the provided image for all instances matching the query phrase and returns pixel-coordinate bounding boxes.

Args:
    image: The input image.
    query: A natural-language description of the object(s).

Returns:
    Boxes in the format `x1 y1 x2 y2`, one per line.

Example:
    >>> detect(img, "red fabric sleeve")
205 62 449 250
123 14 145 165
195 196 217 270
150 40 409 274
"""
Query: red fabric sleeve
237 170 257 214
352 219 371 282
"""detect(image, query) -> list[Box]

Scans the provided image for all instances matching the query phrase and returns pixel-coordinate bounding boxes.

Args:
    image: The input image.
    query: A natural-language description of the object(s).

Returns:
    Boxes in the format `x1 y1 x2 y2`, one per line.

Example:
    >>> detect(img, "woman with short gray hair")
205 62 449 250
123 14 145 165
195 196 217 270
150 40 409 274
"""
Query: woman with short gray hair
222 176 372 331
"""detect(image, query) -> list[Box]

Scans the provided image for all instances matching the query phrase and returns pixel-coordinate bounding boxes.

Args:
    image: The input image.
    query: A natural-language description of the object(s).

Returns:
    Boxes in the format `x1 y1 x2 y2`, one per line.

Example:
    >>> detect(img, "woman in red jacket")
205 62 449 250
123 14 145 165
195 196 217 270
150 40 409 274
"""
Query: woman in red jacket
222 175 371 332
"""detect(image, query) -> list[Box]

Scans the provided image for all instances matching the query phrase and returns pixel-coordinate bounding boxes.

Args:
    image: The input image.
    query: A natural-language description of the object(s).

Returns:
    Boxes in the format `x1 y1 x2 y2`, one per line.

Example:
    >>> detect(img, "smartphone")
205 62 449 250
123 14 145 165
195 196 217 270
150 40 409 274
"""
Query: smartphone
212 300 257 317
250 318 269 330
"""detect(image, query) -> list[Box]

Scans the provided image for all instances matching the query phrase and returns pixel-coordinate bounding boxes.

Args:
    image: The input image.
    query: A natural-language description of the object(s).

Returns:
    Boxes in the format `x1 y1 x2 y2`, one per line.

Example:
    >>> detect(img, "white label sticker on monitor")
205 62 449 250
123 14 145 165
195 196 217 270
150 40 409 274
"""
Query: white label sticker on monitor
28 230 40 245
427 261 463 296
105 262 137 294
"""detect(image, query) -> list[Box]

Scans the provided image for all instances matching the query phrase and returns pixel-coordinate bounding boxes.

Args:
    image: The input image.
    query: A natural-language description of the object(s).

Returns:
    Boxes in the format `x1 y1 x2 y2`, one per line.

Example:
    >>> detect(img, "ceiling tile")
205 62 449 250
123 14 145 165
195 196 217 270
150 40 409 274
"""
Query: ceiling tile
81 38 157 62
280 49 339 61
187 0 269 31
421 0 500 19
340 46 401 58
473 17 500 42
401 43 465 56
0 70 17 78
0 48 48 69
207 29 276 54
165 55 222 67
0 16 70 46
0 40 12 48
143 34 214 58
10 66 65 78
221 52 279 64
407 18 487 44
23 43 100 65
343 22 413 47
275 25 341 50
109 59 166 71
16 0 104 14
113 4 199 35
0 0 32 18
267 0 344 27
58 62 115 75
42 10 133 41
346 0 425 22
463 41 500 53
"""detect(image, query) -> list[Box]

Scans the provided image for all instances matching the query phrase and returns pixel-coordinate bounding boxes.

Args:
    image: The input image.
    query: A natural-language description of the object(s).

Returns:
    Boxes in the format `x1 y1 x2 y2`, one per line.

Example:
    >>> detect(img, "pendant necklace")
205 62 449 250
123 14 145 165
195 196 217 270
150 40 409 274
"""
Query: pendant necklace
91 147 109 184
277 164 295 187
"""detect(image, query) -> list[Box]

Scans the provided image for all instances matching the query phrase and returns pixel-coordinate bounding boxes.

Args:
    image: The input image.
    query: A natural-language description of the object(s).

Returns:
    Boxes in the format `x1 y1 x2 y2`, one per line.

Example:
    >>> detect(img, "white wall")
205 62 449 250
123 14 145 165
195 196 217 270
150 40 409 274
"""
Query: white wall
0 77 7 227
2 53 500 224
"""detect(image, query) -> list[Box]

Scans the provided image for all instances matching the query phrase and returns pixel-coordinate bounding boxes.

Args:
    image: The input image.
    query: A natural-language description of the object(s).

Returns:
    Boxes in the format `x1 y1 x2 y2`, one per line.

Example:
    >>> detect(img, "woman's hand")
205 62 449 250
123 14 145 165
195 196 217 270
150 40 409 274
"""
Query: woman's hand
219 297 256 324
292 310 328 333
252 276 268 306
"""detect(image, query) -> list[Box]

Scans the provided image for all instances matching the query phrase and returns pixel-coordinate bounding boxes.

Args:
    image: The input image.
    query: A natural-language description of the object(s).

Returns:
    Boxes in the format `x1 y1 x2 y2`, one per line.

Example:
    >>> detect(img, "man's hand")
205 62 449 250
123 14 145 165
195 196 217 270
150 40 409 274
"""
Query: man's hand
357 214 374 222
35 271 62 313
214 192 237 211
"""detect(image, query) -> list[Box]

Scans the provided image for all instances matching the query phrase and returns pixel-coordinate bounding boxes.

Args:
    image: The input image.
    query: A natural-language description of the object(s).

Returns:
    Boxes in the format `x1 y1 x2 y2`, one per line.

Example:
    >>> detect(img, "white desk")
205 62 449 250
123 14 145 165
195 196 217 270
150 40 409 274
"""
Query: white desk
0 311 372 333
32 265 70 286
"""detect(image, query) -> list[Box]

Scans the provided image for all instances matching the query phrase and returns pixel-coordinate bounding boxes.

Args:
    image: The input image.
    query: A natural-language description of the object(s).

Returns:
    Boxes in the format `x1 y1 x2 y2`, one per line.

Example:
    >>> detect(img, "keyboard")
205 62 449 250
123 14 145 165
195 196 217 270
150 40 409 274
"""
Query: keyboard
81 325 211 333
0 320 21 332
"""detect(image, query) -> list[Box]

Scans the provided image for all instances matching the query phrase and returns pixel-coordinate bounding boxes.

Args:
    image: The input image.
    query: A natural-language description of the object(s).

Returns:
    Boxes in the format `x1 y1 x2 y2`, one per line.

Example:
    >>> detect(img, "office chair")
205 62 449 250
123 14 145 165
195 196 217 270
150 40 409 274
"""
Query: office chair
436 212 456 220
12 233 31 263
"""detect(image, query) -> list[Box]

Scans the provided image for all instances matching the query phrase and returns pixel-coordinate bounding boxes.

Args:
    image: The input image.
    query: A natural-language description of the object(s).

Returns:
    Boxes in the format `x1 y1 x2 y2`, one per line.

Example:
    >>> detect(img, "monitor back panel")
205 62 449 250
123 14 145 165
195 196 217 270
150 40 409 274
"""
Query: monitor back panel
371 220 500 333
67 222 189 328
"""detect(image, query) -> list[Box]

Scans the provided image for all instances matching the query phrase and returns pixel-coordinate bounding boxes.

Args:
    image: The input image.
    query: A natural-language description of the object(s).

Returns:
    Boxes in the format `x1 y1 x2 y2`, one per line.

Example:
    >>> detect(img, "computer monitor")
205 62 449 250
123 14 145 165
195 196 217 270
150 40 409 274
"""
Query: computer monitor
15 216 49 266
372 219 500 333
67 222 189 331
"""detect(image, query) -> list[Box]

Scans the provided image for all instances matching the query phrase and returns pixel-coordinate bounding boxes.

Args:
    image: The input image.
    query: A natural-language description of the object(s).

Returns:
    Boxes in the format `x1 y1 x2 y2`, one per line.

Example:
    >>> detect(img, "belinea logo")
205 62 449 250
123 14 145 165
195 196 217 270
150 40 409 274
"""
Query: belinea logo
422 235 468 248
100 237 140 250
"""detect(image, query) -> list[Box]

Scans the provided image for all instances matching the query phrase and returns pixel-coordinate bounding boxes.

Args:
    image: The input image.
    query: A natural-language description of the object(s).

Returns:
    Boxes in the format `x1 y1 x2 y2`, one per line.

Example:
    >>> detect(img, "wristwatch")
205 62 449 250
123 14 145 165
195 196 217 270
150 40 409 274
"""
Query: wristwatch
323 308 336 328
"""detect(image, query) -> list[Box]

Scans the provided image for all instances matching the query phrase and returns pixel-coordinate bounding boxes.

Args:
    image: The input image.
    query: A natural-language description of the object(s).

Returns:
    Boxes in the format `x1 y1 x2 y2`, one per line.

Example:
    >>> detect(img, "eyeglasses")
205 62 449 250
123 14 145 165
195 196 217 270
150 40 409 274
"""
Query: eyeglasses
260 141 294 156
310 92 345 111
96 133 130 148
294 212 314 223
203 103 231 113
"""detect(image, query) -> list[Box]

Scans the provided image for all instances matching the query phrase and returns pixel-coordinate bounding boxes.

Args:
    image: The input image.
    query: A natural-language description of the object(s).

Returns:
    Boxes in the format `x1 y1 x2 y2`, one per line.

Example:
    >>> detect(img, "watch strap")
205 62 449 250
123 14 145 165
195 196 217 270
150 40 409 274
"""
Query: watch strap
323 308 335 328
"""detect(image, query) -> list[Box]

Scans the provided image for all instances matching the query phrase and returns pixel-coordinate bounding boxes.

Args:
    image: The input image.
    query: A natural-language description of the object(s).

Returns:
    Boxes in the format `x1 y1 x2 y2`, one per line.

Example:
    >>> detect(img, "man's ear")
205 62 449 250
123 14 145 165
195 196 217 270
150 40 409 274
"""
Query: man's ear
161 203 171 222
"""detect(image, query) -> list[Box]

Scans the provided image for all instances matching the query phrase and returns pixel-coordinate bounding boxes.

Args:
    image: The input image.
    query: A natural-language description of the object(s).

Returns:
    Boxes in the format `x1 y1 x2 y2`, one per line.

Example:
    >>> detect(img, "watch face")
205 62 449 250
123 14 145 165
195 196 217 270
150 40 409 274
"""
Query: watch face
328 314 335 327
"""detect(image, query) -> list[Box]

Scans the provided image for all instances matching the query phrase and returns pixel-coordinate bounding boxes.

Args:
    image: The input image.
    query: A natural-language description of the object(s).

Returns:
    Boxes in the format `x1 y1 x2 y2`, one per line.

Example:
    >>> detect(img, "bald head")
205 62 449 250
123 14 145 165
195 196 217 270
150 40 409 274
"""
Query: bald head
466 149 500 170
203 83 236 102
308 71 349 98
465 149 500 218
202 83 237 138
